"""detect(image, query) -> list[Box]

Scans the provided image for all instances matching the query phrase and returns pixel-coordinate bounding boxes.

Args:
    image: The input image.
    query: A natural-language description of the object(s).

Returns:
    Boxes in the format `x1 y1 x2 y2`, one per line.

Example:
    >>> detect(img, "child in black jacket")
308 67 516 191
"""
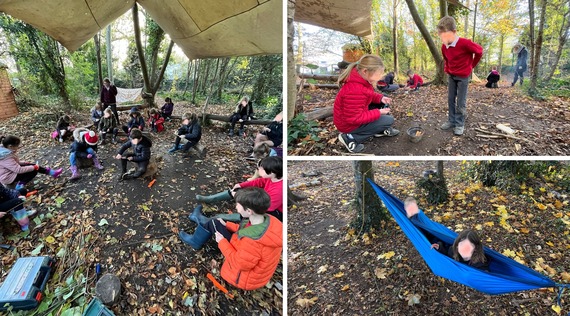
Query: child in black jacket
122 108 145 135
115 128 152 180
168 112 202 155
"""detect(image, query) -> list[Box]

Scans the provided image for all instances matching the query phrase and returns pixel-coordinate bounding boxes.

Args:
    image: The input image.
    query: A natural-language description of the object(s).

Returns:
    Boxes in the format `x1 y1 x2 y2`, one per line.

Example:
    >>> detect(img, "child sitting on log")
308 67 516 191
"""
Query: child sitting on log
98 108 119 145
148 108 165 133
168 112 201 156
0 135 63 189
179 187 282 290
122 108 145 136
115 128 152 181
195 156 283 222
69 128 103 180
161 97 174 121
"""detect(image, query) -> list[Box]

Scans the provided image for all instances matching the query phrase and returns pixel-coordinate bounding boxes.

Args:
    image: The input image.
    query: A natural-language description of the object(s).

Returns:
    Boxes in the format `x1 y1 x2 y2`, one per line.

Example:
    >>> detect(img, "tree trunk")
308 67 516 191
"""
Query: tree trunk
545 4 570 81
149 40 174 100
393 0 399 77
498 33 504 71
133 4 150 93
287 0 297 121
94 33 103 91
464 0 470 33
472 0 478 42
182 60 192 97
417 161 449 204
529 0 535 82
351 161 388 234
405 0 445 84
106 24 113 82
192 59 200 104
530 0 548 92
439 0 448 18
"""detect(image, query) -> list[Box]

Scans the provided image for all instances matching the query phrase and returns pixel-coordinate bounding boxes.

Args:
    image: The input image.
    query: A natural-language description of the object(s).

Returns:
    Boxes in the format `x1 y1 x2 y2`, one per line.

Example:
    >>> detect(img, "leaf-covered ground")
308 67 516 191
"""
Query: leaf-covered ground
289 82 570 156
288 160 570 315
0 102 282 315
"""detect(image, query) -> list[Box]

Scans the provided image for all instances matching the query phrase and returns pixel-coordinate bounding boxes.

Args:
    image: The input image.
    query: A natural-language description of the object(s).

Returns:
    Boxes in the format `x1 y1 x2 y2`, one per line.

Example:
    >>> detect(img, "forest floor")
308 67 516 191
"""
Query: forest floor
0 101 282 315
289 80 570 156
288 160 570 315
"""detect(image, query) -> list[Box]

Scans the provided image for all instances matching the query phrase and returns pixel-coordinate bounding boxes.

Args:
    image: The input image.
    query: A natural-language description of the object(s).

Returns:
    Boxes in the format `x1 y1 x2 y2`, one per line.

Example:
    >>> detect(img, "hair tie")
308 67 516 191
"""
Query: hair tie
355 61 360 65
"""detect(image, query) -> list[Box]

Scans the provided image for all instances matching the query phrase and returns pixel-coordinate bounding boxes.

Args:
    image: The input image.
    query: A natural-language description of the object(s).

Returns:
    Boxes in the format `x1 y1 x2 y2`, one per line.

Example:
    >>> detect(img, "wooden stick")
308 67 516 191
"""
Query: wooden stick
475 134 504 139
474 128 533 143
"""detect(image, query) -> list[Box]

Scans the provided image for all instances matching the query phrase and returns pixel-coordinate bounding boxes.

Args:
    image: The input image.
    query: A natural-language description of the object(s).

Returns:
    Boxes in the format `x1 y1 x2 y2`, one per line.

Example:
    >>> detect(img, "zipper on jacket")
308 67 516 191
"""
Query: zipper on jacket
235 271 241 285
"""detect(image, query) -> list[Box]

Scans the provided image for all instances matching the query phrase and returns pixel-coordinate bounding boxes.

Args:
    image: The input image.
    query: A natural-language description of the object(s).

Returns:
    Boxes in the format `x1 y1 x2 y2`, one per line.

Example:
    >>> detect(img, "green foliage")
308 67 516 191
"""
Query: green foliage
465 161 563 193
417 174 449 205
287 113 320 144
66 47 97 109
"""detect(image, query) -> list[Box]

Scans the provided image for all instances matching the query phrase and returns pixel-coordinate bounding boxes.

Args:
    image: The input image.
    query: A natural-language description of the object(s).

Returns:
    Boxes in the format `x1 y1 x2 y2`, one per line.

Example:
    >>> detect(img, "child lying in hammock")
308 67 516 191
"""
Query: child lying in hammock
404 197 489 271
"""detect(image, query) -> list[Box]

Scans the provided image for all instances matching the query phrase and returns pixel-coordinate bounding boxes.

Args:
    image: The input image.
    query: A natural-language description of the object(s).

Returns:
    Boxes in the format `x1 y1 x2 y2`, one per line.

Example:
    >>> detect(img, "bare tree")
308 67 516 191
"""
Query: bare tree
530 0 548 92
545 0 570 81
351 161 388 235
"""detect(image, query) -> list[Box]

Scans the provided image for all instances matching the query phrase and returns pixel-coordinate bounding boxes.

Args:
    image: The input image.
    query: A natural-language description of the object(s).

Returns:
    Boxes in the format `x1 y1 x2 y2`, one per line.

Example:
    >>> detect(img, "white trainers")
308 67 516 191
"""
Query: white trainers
374 127 400 137
453 126 464 136
440 122 454 130
338 133 364 153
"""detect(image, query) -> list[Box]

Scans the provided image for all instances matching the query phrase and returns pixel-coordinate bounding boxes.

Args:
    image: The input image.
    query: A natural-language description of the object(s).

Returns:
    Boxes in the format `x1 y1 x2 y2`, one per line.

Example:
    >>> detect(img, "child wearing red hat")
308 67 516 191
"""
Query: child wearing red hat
69 128 103 180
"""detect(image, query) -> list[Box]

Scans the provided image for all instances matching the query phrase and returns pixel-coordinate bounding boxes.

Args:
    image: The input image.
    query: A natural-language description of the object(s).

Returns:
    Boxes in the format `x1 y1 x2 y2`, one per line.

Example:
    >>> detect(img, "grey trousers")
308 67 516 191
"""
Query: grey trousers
447 75 469 127
348 114 394 143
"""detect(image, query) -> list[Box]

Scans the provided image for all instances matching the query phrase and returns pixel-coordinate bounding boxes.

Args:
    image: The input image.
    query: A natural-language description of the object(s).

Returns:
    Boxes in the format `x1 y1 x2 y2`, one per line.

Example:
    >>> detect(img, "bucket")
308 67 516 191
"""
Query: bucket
407 126 424 143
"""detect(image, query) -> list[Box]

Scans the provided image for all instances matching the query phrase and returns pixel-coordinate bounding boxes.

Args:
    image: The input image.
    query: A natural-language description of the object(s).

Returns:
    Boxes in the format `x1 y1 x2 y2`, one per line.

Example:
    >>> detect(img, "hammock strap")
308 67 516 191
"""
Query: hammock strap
556 284 570 307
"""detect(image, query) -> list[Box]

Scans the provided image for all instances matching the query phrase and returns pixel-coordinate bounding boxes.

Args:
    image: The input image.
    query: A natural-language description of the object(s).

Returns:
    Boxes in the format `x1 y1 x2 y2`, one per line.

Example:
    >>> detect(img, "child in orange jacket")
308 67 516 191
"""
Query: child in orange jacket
179 187 283 290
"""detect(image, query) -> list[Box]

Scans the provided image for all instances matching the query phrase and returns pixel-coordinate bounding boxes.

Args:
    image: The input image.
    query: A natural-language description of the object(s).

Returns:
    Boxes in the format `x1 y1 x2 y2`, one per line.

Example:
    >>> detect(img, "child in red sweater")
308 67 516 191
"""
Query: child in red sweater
438 16 483 136
405 70 423 91
333 54 400 153
195 156 283 221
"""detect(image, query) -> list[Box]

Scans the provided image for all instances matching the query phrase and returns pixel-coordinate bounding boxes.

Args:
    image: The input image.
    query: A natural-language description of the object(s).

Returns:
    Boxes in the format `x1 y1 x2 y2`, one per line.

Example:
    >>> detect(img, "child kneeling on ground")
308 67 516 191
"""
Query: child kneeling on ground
179 187 283 290
334 55 400 153
115 128 152 181
69 128 103 180
168 112 201 155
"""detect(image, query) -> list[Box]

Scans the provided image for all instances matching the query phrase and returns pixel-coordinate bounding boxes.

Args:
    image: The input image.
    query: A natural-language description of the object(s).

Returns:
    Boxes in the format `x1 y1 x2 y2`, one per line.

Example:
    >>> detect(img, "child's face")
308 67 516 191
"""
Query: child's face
131 137 141 145
438 31 457 45
405 202 419 218
258 165 272 179
236 203 251 218
104 112 111 118
457 239 475 261
183 119 189 125
361 68 384 85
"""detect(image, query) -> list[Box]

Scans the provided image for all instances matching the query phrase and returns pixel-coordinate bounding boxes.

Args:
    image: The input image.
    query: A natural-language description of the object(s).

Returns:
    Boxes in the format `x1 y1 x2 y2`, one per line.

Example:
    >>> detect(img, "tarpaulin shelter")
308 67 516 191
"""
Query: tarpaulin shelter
0 0 282 59
294 0 372 36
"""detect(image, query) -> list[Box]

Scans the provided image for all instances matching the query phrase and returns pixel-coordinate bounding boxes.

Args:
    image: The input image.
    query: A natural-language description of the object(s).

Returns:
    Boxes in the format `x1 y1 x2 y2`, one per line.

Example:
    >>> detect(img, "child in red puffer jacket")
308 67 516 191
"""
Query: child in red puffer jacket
333 54 400 153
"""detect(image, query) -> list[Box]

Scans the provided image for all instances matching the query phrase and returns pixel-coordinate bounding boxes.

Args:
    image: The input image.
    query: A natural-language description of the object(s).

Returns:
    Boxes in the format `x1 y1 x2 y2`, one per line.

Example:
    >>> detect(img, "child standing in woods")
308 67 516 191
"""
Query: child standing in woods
0 135 63 188
69 128 103 180
115 128 152 181
333 54 400 153
438 16 483 136
179 187 282 290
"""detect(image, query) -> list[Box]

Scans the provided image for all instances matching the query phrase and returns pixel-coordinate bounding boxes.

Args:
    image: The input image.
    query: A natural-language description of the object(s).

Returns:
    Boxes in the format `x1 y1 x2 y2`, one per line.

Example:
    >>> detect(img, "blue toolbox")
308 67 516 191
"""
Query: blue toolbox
0 256 55 311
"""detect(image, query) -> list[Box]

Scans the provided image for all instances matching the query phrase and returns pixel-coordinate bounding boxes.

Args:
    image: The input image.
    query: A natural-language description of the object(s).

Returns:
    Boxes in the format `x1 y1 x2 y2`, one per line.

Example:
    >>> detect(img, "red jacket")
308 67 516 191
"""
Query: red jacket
239 178 282 212
148 114 164 132
333 68 383 133
442 37 483 77
218 215 283 290
407 74 424 89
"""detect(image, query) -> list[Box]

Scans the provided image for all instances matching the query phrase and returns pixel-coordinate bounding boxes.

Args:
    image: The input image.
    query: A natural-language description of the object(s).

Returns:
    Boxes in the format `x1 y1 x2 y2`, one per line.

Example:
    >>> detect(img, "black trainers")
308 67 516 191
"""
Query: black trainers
338 133 364 153
374 127 400 137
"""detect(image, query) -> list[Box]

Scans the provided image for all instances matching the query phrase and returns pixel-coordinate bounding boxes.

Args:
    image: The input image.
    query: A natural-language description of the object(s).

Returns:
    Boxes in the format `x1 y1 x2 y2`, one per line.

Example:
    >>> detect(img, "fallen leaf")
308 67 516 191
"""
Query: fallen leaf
296 297 318 308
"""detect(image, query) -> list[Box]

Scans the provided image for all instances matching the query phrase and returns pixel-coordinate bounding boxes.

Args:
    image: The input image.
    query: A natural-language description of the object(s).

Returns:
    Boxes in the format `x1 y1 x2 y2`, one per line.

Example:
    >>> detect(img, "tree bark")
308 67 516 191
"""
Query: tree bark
545 2 570 81
530 0 548 92
192 59 200 104
106 24 113 82
439 0 448 18
287 0 298 121
529 0 535 81
405 0 445 84
351 161 388 234
393 0 400 76
133 4 150 93
94 33 103 91
498 33 504 71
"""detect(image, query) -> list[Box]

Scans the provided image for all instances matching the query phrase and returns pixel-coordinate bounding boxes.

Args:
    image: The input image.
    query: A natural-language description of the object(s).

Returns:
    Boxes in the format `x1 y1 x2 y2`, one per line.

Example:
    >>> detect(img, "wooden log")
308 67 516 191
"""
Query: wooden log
474 128 533 143
304 106 333 121
199 114 272 125
298 73 339 81
296 83 339 89
116 104 146 111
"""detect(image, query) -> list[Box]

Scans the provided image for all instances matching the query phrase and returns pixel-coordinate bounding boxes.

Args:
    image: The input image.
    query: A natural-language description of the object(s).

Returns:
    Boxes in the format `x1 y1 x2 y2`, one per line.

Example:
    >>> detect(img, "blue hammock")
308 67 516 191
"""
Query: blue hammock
368 179 569 296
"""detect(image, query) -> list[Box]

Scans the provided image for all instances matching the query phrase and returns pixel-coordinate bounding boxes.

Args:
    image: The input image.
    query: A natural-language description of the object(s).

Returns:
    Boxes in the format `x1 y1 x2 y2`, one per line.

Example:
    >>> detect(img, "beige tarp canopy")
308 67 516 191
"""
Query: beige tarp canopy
0 0 282 59
294 0 372 37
